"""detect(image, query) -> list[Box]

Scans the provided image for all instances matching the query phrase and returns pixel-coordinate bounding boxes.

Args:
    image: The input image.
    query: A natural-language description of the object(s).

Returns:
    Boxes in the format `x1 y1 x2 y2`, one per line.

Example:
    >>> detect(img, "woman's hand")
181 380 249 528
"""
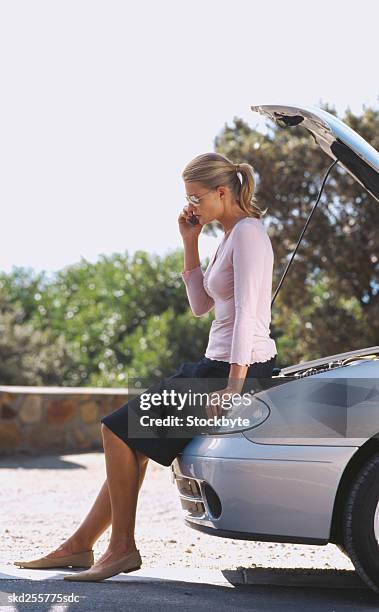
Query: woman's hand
205 387 238 419
178 204 203 241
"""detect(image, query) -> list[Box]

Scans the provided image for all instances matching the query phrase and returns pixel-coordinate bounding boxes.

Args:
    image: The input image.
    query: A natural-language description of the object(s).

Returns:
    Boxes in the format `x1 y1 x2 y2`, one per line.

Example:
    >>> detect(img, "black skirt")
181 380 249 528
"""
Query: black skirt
100 354 277 467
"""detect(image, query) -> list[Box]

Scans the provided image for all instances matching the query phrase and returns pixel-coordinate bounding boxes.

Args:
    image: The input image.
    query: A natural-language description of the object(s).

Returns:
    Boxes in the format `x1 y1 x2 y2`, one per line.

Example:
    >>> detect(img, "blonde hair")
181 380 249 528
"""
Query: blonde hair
182 152 268 219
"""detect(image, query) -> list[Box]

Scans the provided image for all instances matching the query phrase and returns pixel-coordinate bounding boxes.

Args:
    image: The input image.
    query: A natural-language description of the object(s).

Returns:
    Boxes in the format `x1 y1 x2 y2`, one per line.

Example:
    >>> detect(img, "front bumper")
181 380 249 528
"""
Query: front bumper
171 435 358 543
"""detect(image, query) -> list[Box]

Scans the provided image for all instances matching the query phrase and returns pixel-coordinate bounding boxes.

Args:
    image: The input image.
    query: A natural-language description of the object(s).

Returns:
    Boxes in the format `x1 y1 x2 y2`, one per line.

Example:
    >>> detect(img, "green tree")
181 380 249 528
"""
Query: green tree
0 250 212 385
0 286 76 385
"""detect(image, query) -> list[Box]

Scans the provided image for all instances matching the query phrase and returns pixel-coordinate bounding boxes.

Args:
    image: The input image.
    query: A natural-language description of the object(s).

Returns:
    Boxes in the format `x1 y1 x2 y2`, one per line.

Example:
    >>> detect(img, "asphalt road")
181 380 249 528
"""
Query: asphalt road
1 575 378 611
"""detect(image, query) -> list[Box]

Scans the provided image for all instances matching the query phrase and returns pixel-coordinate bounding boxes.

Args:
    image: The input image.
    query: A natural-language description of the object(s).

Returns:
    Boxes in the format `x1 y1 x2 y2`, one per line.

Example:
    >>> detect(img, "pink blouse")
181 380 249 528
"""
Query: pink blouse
181 217 277 365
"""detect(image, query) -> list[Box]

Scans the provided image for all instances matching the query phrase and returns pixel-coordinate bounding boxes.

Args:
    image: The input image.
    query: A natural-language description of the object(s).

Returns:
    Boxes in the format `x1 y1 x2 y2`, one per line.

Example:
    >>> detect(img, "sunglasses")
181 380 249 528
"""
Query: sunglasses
185 189 214 206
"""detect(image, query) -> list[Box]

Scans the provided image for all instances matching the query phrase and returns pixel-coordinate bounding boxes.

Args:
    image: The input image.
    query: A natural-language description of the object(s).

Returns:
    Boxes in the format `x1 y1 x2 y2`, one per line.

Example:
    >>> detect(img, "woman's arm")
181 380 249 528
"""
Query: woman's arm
183 235 201 271
228 223 267 389
181 237 215 316
227 363 249 393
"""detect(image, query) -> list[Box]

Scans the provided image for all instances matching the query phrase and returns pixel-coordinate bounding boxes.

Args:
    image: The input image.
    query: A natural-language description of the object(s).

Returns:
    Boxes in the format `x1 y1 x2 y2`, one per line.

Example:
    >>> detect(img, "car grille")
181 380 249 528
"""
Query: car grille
171 467 205 517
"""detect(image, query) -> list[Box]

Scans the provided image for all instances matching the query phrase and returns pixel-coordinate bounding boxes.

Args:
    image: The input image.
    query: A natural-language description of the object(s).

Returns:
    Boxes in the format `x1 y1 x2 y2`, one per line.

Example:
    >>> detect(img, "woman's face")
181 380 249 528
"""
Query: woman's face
184 180 224 225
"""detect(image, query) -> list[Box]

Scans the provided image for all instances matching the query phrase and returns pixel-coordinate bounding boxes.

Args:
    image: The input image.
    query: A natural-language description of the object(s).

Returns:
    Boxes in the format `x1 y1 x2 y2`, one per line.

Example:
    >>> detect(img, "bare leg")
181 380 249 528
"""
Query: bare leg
70 450 148 551
46 441 149 559
86 423 145 569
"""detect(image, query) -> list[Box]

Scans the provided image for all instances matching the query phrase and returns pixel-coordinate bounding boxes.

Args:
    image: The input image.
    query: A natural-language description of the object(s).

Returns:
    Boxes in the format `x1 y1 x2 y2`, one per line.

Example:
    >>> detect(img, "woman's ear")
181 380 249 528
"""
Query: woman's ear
217 186 226 200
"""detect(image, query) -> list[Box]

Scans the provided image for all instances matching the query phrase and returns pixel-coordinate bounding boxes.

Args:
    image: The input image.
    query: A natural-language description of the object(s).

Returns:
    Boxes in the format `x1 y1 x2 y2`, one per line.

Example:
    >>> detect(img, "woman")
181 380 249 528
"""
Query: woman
14 152 277 581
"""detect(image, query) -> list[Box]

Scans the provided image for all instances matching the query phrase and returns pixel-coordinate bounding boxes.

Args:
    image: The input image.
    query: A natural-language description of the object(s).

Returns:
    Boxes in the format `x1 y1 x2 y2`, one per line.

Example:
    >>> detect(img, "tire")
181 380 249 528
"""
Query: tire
336 543 349 558
343 452 379 594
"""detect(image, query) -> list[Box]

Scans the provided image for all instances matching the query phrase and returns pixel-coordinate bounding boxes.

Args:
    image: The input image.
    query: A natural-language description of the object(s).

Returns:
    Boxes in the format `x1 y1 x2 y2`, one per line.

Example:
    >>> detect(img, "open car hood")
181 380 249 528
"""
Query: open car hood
250 105 379 202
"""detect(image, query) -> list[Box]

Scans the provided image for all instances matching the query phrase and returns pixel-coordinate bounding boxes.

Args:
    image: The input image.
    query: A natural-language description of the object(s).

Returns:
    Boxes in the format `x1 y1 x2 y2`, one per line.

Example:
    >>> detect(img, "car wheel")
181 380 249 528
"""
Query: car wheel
343 452 379 594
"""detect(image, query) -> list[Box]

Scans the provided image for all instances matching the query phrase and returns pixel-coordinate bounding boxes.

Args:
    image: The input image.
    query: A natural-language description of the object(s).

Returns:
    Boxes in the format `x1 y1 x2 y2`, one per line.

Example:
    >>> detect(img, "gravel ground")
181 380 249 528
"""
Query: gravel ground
0 451 354 572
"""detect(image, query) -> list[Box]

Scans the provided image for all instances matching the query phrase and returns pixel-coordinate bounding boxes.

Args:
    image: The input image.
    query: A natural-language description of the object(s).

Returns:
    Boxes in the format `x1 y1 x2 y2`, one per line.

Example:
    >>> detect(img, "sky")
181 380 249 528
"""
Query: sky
1 0 378 279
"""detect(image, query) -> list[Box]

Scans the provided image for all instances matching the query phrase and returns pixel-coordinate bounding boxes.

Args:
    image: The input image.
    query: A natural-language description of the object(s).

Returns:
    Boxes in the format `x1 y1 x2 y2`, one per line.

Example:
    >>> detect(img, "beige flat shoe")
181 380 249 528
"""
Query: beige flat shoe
63 549 142 582
13 549 94 569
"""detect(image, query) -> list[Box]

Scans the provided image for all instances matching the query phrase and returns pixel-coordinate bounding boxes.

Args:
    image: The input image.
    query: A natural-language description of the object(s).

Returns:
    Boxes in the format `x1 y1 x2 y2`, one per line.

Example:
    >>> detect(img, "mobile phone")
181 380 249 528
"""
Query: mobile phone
186 213 199 226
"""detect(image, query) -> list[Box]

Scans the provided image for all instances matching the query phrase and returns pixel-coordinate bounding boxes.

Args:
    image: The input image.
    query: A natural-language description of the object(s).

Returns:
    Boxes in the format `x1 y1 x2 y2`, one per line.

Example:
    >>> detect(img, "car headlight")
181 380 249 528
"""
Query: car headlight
205 394 270 435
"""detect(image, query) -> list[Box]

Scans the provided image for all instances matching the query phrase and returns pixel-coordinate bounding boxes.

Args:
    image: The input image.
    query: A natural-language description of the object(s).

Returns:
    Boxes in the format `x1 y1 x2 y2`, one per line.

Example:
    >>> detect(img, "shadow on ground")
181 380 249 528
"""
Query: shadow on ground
1 566 378 611
0 452 93 470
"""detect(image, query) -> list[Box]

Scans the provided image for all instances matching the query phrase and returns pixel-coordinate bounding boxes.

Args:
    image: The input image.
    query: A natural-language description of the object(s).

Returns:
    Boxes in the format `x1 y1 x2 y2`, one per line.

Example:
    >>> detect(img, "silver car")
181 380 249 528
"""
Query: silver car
171 105 379 594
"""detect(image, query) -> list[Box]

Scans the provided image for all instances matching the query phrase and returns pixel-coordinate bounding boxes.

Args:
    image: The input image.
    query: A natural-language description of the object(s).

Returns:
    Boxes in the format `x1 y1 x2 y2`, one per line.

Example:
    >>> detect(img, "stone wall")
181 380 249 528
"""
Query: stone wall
0 386 141 456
